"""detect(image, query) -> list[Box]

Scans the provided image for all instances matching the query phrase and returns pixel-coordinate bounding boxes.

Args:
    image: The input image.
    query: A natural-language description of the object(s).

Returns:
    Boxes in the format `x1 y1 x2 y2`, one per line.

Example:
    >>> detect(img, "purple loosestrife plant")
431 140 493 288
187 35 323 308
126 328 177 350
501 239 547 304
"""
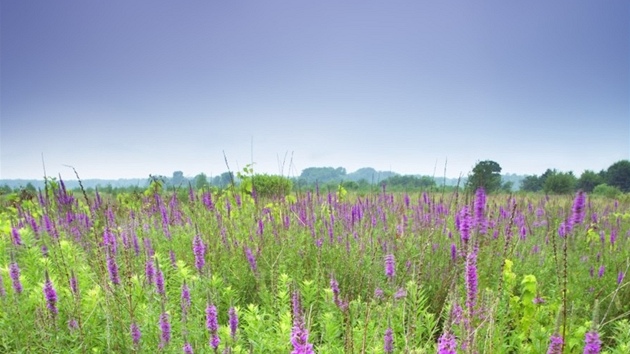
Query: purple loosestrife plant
11 227 23 246
192 234 206 273
474 188 487 234
181 282 191 316
384 327 393 353
384 254 395 280
155 270 165 296
159 312 171 346
547 334 564 354
290 321 314 354
107 252 120 286
229 306 239 341
206 304 220 350
458 206 471 244
244 246 258 275
43 272 58 317
571 190 586 228
130 322 141 347
145 259 155 285
183 343 193 354
9 262 22 294
583 331 601 354
437 331 457 354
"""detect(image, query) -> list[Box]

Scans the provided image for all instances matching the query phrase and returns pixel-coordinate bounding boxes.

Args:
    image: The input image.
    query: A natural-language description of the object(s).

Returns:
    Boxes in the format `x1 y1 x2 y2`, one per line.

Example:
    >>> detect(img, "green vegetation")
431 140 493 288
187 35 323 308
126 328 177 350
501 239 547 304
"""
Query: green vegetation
0 163 629 352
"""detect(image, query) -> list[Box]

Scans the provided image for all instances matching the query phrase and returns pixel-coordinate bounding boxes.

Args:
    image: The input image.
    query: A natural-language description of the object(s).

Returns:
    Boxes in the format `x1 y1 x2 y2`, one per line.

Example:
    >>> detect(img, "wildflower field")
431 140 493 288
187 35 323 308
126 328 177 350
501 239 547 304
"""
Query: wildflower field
1 179 629 353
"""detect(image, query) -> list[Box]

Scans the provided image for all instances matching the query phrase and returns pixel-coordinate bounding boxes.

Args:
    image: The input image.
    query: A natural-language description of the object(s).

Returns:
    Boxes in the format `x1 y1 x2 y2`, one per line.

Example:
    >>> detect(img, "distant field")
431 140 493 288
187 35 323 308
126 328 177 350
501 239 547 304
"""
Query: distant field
0 181 628 353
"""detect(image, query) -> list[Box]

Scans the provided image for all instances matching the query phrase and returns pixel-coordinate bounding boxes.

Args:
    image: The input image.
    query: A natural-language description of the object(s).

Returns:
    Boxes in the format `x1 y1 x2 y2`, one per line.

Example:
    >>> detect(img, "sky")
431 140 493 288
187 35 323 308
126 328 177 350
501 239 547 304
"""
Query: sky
1 1 629 180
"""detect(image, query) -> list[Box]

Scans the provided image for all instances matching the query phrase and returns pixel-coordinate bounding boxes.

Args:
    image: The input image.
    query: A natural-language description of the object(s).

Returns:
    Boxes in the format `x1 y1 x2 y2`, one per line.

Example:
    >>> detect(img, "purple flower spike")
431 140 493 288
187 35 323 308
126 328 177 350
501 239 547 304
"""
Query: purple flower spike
130 322 141 346
229 306 239 340
159 312 171 346
571 190 586 227
384 328 393 353
547 334 564 354
192 234 206 273
290 321 314 354
437 331 457 354
11 227 23 246
384 254 395 279
43 272 58 317
206 304 220 349
181 282 191 315
9 262 22 294
107 252 120 285
183 343 193 354
583 331 601 354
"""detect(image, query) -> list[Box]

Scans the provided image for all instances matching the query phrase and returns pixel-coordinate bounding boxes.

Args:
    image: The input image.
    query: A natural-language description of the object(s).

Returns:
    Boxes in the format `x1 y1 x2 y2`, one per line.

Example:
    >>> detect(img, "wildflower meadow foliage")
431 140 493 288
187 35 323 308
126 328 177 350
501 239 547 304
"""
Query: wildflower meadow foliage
0 176 629 353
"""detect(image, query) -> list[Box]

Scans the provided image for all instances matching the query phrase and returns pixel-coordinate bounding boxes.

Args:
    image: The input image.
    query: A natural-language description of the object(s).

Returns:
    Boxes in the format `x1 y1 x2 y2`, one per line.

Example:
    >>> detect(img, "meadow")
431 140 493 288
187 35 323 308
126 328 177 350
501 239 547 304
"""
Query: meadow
0 178 629 353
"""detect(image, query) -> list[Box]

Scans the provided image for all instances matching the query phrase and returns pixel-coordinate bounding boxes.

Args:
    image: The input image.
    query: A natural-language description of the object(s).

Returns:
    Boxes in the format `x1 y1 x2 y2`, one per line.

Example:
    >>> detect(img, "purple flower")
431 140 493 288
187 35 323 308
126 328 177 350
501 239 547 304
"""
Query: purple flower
9 262 22 294
450 243 457 261
466 249 478 312
159 312 171 345
155 270 165 296
229 306 239 340
181 282 191 315
130 322 141 346
290 321 314 354
437 331 457 354
107 252 120 285
571 190 586 227
206 304 219 332
474 188 487 234
192 234 206 273
145 259 155 285
68 319 79 331
43 272 58 316
583 331 601 354
458 206 471 243
245 246 258 274
547 334 564 354
384 254 395 279
374 288 384 300
598 265 605 278
11 227 23 246
394 288 407 299
183 342 193 354
384 327 393 353
618 271 625 285
206 304 220 349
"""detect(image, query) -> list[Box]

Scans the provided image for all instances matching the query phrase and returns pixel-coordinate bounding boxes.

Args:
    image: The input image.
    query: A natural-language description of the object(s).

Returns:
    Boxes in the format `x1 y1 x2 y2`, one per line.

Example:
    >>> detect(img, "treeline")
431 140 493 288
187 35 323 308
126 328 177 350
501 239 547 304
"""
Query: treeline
518 160 630 197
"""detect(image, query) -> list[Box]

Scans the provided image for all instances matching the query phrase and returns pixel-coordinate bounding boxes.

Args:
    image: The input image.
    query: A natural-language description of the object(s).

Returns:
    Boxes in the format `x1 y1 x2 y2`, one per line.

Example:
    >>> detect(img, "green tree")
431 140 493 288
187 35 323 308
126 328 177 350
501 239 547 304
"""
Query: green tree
577 170 603 193
543 170 576 194
193 173 209 190
171 171 185 186
606 160 630 192
520 175 542 192
467 160 502 193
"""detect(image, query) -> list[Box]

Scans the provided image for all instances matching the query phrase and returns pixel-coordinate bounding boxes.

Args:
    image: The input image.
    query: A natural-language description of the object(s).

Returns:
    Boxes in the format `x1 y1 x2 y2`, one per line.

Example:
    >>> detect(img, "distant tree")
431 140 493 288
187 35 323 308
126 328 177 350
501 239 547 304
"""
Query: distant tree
501 181 514 193
606 160 630 192
467 160 502 193
382 175 436 190
543 170 577 194
520 175 542 192
577 170 604 193
299 167 346 185
193 173 209 190
171 171 185 186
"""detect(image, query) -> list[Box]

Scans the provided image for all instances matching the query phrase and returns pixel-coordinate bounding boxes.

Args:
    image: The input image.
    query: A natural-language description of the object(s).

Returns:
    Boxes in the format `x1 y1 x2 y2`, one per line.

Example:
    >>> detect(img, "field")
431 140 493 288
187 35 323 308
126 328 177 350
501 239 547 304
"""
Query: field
0 179 629 353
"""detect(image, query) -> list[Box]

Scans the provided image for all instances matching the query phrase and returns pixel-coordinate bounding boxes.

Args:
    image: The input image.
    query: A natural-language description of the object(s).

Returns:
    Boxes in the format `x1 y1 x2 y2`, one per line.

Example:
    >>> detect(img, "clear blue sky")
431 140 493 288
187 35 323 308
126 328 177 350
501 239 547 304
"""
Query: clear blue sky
1 1 628 180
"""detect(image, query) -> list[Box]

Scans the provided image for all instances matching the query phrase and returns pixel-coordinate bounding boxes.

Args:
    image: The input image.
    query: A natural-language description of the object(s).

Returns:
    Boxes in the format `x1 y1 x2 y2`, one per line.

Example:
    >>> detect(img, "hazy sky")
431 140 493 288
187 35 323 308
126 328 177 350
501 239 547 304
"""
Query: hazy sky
2 1 628 180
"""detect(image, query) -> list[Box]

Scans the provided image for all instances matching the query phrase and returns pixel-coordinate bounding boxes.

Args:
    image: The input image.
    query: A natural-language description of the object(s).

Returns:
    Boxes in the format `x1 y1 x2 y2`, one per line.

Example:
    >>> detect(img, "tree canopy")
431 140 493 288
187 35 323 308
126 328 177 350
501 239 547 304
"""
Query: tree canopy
467 160 502 193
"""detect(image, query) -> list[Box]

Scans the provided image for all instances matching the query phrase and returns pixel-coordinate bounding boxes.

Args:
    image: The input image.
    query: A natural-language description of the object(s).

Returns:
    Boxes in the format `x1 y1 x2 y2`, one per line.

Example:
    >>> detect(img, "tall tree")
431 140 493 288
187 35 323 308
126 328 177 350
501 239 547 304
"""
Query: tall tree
577 170 603 192
606 160 630 192
467 160 502 193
